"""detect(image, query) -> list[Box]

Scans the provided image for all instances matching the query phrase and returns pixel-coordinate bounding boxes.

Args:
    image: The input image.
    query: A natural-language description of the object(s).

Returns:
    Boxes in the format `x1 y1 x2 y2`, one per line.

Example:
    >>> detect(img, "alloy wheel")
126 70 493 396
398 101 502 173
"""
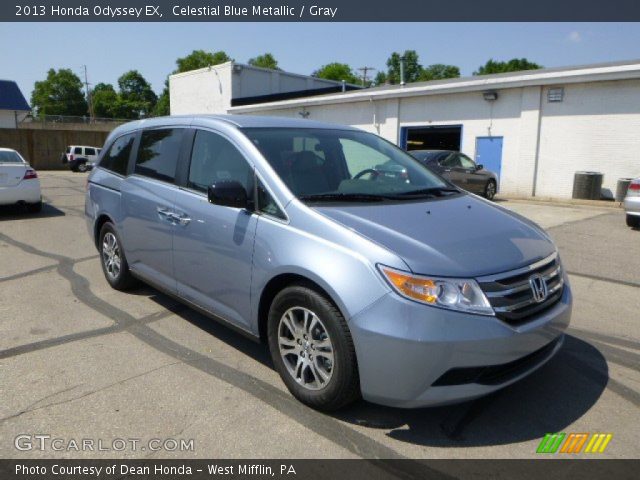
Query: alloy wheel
102 232 121 280
277 307 334 390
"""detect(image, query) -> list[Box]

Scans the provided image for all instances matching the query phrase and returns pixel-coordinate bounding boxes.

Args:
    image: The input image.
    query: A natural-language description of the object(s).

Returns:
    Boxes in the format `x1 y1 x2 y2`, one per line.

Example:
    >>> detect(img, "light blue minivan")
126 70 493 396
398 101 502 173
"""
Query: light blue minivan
85 115 571 410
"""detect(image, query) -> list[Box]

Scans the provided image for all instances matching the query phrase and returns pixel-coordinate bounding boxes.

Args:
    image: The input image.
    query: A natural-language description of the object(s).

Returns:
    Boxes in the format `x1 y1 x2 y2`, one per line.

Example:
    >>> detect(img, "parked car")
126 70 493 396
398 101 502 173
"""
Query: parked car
86 116 571 410
62 145 102 172
624 177 640 228
0 148 42 212
409 149 499 200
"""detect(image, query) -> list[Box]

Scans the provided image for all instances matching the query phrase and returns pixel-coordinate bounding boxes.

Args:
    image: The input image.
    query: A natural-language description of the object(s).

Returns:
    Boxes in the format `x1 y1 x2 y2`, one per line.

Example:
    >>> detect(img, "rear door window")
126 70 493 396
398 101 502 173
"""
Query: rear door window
85 147 96 156
74 147 82 155
135 128 185 183
100 134 135 176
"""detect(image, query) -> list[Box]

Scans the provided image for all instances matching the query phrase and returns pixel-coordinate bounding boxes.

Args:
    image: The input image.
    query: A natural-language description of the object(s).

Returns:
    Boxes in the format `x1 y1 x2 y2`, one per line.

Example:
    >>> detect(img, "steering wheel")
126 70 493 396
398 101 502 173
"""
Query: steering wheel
353 168 381 180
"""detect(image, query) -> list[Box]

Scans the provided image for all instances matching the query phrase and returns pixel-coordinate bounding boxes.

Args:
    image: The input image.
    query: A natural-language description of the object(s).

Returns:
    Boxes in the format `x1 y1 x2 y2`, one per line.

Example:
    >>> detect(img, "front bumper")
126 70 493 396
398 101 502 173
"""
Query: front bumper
0 180 41 206
349 276 572 408
624 195 640 215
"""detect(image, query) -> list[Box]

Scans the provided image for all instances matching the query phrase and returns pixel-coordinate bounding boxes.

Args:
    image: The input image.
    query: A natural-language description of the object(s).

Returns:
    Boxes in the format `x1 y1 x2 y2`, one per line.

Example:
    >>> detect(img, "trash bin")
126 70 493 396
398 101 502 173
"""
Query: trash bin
615 178 634 202
572 171 603 200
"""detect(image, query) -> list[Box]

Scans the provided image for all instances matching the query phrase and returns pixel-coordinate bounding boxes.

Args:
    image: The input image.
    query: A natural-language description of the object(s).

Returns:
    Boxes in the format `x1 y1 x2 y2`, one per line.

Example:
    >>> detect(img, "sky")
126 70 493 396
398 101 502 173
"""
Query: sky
1 22 640 100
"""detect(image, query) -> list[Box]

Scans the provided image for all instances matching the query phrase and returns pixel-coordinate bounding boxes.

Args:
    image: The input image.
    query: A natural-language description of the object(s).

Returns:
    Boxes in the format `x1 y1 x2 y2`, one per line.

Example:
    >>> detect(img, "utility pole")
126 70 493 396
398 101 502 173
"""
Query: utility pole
358 66 376 87
83 65 94 122
399 56 406 86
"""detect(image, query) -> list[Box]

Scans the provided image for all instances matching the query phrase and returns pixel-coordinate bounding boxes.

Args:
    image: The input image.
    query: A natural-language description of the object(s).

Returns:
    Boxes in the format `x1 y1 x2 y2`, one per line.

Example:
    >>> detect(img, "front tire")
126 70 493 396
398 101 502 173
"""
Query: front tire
267 285 360 411
484 179 497 200
99 223 138 290
627 214 640 229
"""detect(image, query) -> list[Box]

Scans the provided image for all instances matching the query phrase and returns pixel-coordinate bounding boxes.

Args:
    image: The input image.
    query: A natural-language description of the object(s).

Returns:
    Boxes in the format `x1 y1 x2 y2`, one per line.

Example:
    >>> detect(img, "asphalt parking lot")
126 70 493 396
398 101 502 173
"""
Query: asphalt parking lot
0 171 638 459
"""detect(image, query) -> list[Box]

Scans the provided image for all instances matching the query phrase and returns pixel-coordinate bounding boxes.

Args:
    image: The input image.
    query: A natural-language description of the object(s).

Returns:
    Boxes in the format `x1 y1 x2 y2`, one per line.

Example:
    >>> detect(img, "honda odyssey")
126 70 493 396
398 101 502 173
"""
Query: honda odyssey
85 115 572 410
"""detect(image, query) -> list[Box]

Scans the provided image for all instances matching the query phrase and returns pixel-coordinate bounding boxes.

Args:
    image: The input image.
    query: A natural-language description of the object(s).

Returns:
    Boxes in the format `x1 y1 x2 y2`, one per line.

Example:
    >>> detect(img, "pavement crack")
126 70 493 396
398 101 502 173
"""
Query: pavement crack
0 362 181 423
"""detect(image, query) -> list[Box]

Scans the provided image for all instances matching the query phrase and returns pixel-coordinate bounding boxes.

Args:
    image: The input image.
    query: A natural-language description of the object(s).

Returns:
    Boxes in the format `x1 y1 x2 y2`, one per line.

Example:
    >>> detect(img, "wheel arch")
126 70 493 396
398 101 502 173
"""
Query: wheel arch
257 272 347 343
94 213 115 249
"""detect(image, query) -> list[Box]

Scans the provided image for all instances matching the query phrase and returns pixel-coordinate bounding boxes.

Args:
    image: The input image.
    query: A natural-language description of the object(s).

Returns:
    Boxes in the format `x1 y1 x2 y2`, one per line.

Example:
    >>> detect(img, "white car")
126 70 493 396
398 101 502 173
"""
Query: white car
62 145 102 172
624 177 640 228
0 148 42 212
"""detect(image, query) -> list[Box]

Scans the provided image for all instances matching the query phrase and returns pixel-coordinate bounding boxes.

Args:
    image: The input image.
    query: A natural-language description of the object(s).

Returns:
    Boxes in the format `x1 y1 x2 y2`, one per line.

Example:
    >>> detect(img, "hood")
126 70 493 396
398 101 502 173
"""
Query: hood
313 194 556 277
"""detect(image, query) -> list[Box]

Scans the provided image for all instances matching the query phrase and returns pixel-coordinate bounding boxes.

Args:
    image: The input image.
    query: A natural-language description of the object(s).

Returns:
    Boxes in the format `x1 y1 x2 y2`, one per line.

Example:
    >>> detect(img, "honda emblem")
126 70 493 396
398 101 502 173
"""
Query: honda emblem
529 274 548 303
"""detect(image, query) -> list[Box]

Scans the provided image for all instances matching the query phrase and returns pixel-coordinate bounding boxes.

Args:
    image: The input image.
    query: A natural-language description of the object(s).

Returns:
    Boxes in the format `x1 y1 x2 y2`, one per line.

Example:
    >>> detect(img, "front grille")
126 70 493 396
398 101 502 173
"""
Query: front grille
477 253 564 326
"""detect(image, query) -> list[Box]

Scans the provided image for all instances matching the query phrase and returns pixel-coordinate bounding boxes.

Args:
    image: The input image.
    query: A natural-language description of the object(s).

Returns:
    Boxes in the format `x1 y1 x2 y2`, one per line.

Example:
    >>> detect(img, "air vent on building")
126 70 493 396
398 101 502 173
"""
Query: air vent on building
548 87 564 102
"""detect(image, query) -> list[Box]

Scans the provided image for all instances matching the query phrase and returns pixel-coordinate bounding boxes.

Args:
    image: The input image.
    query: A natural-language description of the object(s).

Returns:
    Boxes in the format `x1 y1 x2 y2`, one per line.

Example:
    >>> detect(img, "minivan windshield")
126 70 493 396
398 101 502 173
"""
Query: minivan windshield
242 128 456 202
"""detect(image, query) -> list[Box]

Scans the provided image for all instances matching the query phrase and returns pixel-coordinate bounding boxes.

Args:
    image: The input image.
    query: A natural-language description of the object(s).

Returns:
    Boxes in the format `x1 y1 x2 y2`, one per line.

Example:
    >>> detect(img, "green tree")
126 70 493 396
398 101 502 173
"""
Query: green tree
385 50 422 84
419 64 460 81
373 71 388 86
91 83 118 118
153 79 171 117
114 70 157 119
474 58 542 75
248 53 280 70
176 49 232 73
312 62 359 84
31 68 88 117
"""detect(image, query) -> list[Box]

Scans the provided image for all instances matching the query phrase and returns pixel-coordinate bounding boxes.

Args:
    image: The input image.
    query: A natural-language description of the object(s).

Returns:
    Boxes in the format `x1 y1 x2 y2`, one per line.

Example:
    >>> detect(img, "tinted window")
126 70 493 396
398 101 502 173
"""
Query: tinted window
187 130 253 193
100 134 135 175
459 154 475 169
135 128 184 183
0 150 24 163
74 147 82 155
85 148 96 156
441 154 461 168
257 178 285 219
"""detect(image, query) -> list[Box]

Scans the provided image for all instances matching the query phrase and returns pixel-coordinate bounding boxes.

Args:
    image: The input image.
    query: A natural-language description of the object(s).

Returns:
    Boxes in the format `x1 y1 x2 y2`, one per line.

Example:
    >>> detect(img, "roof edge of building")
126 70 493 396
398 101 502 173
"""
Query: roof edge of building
229 59 640 113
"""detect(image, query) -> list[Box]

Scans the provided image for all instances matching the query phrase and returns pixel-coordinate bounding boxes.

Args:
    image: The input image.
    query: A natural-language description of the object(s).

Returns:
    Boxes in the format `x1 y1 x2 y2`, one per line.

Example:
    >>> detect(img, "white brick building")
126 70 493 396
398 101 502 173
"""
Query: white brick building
171 60 640 199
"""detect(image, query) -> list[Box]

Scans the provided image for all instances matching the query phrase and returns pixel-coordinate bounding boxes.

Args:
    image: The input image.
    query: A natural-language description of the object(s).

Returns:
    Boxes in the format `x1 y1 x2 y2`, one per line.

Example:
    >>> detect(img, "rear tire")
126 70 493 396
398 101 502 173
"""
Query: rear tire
626 214 640 229
267 285 360 411
98 222 138 290
484 179 497 200
77 162 88 173
26 200 42 213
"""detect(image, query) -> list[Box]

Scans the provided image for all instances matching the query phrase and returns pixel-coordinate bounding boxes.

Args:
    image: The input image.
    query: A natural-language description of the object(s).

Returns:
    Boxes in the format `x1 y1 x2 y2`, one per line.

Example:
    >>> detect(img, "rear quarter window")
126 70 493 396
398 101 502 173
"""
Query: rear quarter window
99 134 136 176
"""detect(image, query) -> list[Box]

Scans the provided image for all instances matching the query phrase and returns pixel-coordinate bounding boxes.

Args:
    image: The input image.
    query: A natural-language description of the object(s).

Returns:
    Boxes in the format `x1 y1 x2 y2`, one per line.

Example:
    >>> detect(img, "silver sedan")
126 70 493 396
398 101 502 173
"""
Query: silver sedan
624 177 640 229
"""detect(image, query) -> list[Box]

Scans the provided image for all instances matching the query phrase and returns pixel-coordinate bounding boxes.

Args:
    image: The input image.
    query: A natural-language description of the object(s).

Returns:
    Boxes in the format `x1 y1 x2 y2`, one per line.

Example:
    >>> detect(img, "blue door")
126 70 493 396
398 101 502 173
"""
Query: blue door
475 137 503 181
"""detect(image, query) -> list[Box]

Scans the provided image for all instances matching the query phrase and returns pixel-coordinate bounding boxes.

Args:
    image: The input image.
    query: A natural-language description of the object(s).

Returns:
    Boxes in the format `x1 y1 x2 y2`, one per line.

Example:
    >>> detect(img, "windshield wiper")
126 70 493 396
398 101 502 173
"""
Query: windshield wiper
396 187 460 197
299 193 389 202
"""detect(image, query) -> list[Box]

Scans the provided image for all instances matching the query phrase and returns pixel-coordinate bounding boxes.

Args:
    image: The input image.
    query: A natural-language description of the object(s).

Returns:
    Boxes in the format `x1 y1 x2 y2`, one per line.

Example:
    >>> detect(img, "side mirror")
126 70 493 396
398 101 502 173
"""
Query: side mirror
476 164 484 171
207 180 248 209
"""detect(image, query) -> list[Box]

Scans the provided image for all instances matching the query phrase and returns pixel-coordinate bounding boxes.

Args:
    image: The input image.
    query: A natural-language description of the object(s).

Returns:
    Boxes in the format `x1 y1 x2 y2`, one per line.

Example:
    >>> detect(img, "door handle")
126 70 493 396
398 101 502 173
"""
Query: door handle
157 207 173 221
173 213 191 226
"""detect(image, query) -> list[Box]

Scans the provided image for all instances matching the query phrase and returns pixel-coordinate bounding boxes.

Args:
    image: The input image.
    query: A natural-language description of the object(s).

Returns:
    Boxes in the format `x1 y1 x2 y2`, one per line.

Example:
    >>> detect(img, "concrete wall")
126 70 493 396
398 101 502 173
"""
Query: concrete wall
0 111 20 128
230 78 640 199
0 128 110 170
536 79 640 198
170 64 234 115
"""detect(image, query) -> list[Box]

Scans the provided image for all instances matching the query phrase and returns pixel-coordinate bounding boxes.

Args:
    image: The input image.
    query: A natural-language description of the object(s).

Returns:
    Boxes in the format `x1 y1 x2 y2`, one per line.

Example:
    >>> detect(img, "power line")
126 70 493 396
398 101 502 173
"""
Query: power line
82 65 94 121
357 66 376 86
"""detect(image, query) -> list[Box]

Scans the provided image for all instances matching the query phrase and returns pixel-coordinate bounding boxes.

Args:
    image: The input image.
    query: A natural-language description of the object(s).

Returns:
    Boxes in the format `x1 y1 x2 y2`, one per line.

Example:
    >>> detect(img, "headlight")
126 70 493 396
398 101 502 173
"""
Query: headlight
378 265 494 315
